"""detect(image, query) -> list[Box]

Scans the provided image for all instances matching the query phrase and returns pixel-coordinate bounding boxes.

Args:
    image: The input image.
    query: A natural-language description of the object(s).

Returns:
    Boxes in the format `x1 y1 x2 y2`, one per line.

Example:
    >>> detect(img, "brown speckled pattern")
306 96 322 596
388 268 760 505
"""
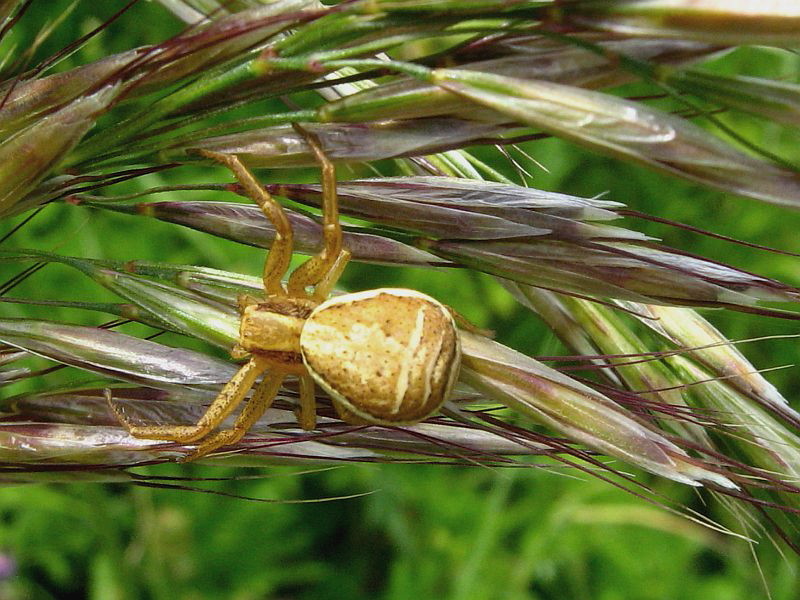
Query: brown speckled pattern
300 288 460 424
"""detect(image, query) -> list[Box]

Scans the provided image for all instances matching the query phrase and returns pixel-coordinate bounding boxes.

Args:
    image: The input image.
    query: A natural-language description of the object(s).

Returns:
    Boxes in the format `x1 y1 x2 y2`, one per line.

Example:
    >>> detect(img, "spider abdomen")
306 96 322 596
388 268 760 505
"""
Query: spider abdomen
300 288 461 424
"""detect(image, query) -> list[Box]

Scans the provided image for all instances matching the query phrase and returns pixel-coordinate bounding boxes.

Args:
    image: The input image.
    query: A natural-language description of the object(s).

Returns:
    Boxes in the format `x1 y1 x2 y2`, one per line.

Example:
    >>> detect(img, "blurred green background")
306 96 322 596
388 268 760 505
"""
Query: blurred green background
1 2 799 599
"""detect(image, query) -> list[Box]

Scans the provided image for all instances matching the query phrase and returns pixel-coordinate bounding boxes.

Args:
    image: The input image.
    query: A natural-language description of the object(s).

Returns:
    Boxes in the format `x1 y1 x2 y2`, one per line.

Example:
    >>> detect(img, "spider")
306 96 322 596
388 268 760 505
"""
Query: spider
110 126 462 461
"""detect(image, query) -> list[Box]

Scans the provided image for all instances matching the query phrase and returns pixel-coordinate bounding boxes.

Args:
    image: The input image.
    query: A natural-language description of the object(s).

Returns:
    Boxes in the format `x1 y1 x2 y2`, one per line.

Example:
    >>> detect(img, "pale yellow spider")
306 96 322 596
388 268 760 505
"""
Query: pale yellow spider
111 127 461 461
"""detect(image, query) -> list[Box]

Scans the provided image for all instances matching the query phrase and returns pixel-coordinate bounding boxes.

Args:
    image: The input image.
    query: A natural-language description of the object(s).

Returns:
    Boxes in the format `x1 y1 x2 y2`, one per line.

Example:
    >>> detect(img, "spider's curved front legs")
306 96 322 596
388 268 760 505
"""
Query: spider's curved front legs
286 125 351 301
198 149 293 297
185 370 285 461
107 355 272 455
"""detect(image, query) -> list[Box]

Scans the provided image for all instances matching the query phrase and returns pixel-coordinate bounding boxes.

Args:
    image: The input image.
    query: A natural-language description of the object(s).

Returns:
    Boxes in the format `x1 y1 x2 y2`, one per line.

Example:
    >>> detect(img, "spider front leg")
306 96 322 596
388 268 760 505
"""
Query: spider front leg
185 370 286 461
286 125 350 301
198 149 293 297
107 356 270 455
